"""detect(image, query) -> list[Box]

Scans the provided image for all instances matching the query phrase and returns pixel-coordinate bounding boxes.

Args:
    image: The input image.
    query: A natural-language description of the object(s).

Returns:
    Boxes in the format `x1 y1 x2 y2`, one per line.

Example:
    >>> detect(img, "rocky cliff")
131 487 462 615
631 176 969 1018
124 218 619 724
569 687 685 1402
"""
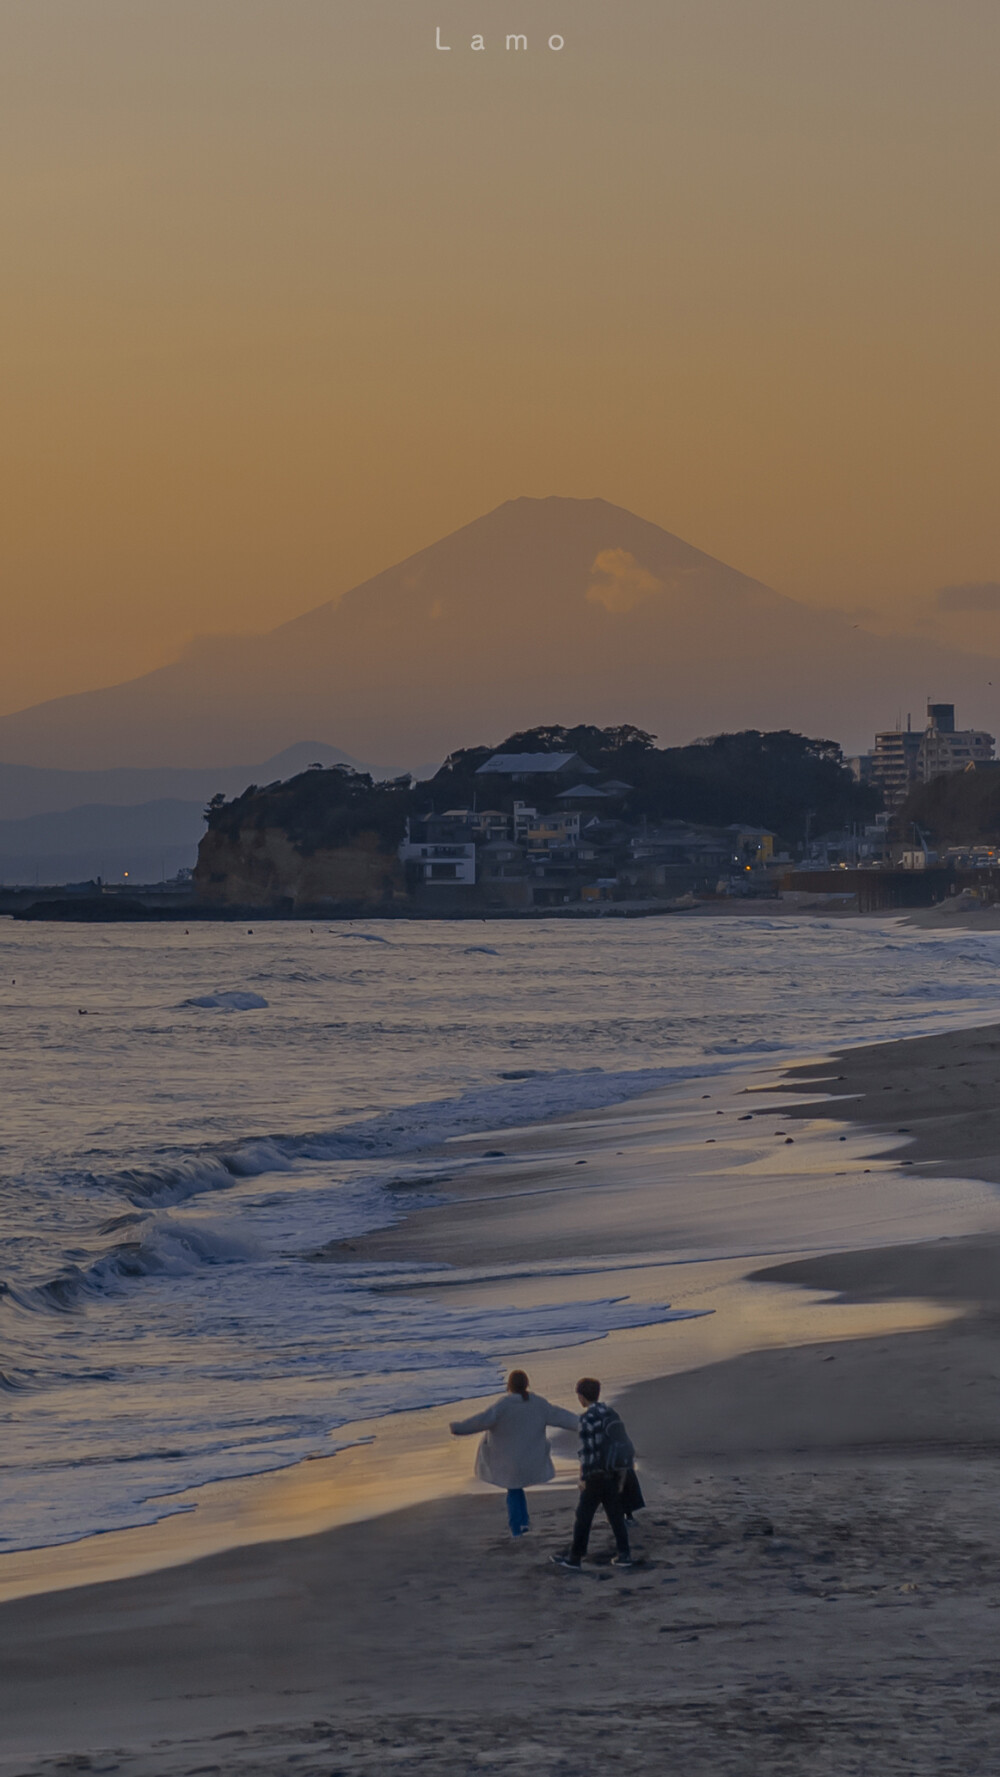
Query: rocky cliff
195 824 406 910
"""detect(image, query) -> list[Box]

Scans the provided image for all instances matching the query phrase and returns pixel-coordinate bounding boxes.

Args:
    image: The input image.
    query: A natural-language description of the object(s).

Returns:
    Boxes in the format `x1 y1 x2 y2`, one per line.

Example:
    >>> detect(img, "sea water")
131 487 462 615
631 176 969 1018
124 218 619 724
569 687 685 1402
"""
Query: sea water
2 914 999 1553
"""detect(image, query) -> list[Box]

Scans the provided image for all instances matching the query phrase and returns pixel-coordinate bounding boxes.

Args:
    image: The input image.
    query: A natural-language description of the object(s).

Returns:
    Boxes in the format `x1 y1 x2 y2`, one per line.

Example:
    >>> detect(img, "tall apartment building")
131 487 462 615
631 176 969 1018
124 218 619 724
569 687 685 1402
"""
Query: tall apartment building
865 703 995 811
868 723 923 811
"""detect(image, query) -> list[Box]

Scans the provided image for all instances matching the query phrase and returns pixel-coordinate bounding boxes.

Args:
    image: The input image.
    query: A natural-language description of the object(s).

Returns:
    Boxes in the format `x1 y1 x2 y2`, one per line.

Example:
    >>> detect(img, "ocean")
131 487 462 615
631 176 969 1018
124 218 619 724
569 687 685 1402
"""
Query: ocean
2 912 999 1555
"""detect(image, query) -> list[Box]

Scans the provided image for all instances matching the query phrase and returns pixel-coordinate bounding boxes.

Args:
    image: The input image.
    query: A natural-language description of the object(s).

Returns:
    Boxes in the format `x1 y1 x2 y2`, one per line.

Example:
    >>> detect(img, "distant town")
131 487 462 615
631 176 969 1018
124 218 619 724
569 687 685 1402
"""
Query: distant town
9 704 1000 920
387 703 1000 912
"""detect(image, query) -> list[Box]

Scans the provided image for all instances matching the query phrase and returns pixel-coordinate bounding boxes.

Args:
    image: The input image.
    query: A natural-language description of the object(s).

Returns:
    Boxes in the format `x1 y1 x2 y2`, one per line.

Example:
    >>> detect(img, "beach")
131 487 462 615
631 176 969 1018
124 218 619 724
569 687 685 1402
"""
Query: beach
5 1013 1000 1773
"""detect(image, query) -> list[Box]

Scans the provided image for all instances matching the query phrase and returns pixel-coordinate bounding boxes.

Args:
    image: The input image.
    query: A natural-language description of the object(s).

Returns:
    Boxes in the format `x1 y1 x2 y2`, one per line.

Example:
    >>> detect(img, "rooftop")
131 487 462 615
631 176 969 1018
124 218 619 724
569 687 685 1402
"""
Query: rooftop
475 752 598 777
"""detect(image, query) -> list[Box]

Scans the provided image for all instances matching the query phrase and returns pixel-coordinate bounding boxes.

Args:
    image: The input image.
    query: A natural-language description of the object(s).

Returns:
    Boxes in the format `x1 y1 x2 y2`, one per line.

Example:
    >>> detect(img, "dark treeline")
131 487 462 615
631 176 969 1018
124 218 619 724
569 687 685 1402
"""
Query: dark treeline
432 725 878 840
203 771 414 854
899 765 1000 845
205 724 878 851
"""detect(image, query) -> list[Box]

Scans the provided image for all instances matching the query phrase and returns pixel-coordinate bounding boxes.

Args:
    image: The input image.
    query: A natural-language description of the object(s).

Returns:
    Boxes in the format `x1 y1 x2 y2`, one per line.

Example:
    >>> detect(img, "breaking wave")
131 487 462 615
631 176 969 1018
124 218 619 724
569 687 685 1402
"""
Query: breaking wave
182 990 269 1012
77 1063 733 1210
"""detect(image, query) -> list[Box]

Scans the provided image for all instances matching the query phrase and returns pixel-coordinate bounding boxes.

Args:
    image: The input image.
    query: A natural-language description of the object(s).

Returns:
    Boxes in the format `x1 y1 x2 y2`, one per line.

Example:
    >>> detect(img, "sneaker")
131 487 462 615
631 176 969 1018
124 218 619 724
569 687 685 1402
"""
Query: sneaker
611 1555 634 1569
550 1554 582 1570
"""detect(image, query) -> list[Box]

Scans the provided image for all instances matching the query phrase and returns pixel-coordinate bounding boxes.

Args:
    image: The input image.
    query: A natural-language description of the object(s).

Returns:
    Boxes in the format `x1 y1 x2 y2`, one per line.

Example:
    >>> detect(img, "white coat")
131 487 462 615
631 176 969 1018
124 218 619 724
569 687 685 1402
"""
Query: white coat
450 1392 580 1489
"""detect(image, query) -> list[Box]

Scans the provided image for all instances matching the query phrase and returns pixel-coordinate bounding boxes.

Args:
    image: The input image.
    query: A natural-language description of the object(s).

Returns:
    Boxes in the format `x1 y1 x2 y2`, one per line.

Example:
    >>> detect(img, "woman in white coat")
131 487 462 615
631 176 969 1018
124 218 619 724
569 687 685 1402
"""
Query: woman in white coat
450 1370 580 1536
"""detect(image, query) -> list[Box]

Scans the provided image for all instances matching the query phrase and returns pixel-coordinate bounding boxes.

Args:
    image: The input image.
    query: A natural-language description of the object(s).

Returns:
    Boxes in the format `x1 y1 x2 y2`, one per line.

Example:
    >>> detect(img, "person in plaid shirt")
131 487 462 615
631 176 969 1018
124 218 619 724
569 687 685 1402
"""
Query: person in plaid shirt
551 1377 632 1570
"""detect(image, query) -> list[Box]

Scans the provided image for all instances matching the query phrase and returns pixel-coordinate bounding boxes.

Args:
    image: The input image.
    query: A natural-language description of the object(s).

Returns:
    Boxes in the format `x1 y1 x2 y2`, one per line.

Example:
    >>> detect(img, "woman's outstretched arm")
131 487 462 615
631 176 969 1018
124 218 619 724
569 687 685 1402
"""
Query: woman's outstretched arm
544 1403 581 1432
450 1401 501 1435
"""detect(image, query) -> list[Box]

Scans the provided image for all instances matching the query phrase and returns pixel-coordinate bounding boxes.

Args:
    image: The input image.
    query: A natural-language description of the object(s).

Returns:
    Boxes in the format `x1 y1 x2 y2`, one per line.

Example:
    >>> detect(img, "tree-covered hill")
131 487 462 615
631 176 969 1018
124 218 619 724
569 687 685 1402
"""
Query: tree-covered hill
202 725 878 854
430 725 878 841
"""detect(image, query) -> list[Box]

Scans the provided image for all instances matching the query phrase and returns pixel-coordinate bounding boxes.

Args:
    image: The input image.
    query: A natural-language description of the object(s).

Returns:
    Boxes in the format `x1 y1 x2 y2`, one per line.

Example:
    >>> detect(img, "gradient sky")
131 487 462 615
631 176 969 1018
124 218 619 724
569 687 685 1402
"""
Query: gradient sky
3 0 999 716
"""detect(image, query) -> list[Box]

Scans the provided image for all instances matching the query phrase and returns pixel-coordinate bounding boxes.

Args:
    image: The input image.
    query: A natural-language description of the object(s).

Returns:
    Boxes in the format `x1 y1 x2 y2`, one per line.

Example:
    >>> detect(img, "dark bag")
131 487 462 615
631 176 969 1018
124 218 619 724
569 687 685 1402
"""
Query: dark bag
601 1408 636 1473
621 1467 645 1515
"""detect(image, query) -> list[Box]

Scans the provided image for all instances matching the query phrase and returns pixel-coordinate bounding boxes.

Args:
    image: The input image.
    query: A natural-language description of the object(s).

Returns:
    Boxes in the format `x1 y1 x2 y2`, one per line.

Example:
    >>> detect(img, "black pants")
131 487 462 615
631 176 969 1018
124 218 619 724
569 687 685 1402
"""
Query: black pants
570 1472 630 1561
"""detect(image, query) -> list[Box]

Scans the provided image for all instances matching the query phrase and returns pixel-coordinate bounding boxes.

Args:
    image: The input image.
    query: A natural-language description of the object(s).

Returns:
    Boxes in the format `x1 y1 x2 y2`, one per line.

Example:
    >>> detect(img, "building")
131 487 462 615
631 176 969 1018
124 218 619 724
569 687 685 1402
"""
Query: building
868 723 923 811
512 800 539 841
628 823 733 871
727 825 776 865
431 807 510 841
865 704 995 811
474 752 598 784
918 703 994 781
467 809 511 841
521 811 583 852
555 783 616 808
477 839 527 883
398 831 477 885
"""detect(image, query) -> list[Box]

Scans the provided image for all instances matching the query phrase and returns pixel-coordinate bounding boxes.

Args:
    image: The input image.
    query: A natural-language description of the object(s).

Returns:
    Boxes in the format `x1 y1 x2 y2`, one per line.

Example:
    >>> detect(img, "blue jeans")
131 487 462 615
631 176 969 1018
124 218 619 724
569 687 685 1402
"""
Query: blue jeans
506 1488 530 1535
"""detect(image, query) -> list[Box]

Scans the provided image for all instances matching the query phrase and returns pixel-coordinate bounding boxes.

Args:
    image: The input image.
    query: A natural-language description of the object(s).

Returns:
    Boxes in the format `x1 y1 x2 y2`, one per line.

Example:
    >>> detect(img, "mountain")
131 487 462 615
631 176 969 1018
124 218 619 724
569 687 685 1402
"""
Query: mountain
2 497 998 768
0 742 415 824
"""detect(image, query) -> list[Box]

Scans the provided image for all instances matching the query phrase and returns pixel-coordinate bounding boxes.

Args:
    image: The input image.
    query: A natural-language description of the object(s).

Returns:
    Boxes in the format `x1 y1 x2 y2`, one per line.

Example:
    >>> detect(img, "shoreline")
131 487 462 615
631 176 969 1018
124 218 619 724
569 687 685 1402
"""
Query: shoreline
6 1046 999 1605
6 1020 1000 1769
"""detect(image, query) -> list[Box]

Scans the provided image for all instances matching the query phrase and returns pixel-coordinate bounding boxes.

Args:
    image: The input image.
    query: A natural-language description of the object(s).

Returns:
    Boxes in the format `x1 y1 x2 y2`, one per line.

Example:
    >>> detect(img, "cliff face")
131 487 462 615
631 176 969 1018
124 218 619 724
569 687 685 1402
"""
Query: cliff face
194 825 406 910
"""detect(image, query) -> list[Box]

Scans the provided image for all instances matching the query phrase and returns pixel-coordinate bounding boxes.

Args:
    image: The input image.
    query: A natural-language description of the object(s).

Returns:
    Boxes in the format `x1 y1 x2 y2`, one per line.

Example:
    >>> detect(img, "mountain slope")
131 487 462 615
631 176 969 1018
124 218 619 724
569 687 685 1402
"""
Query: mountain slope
2 497 997 767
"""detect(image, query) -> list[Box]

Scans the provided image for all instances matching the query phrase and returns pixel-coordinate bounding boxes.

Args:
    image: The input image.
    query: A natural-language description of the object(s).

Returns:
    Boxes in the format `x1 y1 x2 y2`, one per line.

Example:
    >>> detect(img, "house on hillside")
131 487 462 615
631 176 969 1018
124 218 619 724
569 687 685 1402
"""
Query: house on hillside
477 839 527 880
430 807 510 841
555 783 615 808
522 812 583 852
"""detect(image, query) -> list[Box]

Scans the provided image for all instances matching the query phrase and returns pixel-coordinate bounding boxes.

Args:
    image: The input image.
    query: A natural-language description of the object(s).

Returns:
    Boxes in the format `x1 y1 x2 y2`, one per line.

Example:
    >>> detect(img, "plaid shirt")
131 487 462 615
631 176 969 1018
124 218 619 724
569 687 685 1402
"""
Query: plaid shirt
578 1402 617 1477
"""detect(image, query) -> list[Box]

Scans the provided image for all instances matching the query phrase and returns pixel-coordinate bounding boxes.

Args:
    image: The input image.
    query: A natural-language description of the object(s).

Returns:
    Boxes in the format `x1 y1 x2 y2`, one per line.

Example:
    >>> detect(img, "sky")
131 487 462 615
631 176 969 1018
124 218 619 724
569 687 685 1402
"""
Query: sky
2 0 999 717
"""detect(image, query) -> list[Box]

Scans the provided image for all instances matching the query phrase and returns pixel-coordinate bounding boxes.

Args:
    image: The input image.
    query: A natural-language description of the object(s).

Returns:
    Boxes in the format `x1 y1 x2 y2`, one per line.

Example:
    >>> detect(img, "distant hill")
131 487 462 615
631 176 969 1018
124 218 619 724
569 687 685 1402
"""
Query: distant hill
1 497 998 768
0 741 417 824
0 742 419 885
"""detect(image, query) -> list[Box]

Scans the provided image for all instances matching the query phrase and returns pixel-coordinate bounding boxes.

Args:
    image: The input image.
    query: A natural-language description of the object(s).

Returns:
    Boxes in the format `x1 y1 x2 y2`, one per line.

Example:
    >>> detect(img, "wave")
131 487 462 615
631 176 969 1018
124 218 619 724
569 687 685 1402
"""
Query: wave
64 1062 744 1211
1 1061 751 1324
0 1368 35 1392
896 980 1000 1001
181 990 269 1012
2 1218 260 1321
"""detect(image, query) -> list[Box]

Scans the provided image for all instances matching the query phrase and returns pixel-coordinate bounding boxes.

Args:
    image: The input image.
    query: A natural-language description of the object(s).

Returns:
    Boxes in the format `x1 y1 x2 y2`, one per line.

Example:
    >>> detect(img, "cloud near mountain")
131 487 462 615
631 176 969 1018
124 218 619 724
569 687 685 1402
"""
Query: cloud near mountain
585 550 664 614
2 497 999 770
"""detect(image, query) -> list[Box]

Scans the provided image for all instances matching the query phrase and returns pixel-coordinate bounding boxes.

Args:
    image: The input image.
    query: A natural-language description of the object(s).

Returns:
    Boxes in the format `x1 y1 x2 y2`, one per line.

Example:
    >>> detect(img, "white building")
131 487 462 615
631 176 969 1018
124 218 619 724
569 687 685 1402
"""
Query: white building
398 840 476 886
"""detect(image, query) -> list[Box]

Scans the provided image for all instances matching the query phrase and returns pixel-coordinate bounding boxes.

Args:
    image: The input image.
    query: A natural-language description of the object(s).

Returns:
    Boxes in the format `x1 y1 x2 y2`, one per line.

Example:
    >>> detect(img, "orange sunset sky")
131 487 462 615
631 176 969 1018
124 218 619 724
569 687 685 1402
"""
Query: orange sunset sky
2 0 999 718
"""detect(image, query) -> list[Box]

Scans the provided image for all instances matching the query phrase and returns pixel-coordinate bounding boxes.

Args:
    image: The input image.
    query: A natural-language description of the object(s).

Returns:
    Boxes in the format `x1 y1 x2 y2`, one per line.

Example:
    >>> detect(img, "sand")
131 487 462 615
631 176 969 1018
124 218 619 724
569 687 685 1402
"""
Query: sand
5 1023 1000 1773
